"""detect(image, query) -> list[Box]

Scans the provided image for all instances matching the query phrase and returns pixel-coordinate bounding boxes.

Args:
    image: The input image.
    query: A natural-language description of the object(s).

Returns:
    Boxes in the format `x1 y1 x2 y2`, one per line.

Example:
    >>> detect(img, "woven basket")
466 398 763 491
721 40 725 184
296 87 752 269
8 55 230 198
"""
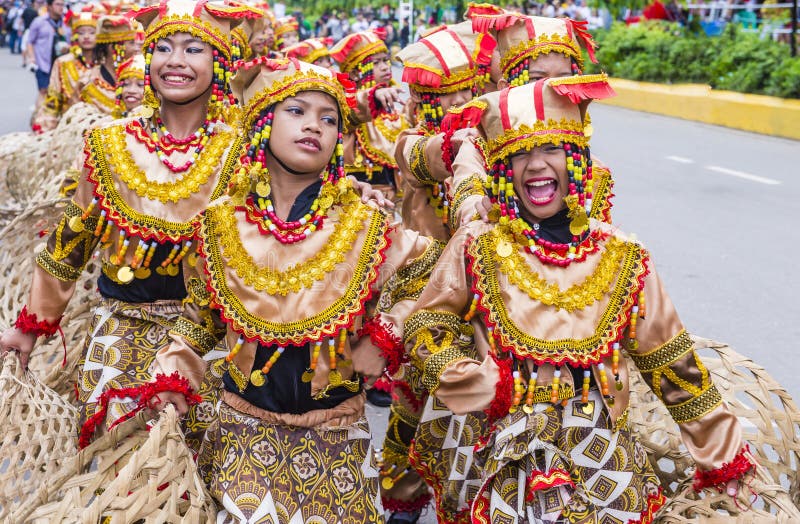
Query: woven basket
0 352 78 520
0 199 102 397
17 404 217 523
628 336 800 521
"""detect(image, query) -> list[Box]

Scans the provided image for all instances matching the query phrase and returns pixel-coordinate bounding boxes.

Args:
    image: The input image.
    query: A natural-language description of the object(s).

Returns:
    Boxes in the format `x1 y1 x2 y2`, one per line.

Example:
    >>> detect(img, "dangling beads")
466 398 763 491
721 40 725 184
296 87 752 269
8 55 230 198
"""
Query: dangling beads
571 58 583 76
419 92 444 133
464 294 479 321
581 369 591 404
597 362 611 399
112 42 126 70
510 369 524 413
550 367 561 404
251 345 286 386
357 59 375 89
225 336 245 363
244 107 346 244
302 340 324 382
523 368 538 413
508 57 531 87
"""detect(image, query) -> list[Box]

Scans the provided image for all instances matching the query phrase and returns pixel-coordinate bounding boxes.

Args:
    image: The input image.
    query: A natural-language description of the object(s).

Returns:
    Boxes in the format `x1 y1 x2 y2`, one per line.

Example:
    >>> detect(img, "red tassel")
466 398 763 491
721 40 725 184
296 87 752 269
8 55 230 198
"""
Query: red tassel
78 372 201 449
693 445 756 492
358 315 405 375
549 76 616 104
568 19 599 64
401 67 444 89
474 32 497 67
467 4 522 33
441 104 487 133
484 352 512 424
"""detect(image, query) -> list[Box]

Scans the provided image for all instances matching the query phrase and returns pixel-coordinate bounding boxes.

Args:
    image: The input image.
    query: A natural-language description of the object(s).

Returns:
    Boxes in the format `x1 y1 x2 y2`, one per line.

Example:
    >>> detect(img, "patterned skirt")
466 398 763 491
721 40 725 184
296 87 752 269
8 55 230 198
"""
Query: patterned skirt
472 389 665 524
200 400 384 523
408 395 485 523
76 298 225 449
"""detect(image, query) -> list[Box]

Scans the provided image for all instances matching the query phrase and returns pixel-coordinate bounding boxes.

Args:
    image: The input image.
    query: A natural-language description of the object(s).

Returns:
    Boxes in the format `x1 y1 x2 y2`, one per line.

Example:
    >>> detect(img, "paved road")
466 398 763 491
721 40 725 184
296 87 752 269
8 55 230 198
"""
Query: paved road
1 48 798 521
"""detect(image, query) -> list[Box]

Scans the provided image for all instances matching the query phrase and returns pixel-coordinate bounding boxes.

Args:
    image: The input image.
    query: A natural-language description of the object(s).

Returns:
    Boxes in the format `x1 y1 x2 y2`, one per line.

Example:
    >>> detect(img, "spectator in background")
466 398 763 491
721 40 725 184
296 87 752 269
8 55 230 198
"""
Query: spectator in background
352 12 369 33
399 19 409 47
413 17 426 42
25 0 67 106
325 10 345 41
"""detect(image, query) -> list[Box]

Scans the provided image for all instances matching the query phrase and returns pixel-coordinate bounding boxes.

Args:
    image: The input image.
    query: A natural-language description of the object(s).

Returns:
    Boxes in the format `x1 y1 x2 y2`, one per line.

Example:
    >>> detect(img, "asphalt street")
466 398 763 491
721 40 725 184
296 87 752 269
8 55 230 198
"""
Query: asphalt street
1 48 797 522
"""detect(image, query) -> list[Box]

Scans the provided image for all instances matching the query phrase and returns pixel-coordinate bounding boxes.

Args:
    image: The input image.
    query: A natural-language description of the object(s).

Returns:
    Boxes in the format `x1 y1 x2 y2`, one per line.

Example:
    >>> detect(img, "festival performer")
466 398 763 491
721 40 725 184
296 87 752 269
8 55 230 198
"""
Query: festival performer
284 37 335 69
274 15 299 50
375 21 495 524
329 28 409 408
230 4 274 62
453 4 614 225
149 57 439 523
330 29 408 206
113 54 145 118
405 75 756 523
394 21 495 242
0 0 257 446
77 13 140 116
32 6 99 133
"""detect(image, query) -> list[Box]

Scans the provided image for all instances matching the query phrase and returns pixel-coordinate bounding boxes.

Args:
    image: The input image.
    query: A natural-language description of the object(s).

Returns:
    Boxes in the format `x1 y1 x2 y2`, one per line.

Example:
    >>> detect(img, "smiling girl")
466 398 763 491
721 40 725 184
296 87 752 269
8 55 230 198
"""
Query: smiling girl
0 0 256 446
149 57 438 523
405 76 755 523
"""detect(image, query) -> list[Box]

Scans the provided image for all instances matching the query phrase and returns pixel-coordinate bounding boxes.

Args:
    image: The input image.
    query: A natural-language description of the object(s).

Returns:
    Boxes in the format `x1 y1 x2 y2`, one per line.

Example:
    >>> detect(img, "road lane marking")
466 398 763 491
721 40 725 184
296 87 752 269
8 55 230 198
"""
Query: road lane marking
665 155 695 164
705 165 781 185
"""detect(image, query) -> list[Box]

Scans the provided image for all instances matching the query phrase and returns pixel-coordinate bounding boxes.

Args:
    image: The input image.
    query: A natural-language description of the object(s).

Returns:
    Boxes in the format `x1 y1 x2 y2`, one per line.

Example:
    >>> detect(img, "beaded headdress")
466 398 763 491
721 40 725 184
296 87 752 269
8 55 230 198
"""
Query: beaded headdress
454 75 614 237
66 7 100 31
467 4 597 85
95 14 136 44
285 37 334 65
131 0 261 118
397 21 495 132
229 57 358 240
274 15 299 48
330 29 388 73
114 54 145 117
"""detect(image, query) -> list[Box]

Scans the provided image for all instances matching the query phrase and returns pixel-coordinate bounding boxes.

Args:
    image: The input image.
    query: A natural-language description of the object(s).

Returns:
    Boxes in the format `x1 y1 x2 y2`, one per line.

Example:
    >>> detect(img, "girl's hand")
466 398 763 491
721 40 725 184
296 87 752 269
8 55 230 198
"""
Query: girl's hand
0 327 37 369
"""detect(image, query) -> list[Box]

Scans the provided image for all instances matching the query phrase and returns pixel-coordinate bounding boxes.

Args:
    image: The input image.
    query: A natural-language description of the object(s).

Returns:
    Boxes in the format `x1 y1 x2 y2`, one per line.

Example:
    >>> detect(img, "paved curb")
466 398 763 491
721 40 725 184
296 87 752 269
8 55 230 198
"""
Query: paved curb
599 78 800 141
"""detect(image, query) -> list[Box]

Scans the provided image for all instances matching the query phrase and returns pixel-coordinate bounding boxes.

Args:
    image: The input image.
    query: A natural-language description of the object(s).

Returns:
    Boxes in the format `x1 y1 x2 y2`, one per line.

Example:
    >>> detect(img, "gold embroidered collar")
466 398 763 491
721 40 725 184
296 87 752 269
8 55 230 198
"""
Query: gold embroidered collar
86 124 241 242
200 199 391 346
468 230 649 366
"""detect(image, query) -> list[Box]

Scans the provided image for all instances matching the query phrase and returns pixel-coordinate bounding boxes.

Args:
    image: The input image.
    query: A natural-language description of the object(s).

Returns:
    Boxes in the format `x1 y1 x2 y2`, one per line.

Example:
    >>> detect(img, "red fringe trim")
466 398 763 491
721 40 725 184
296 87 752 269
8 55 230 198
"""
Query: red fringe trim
408 440 468 523
475 32 497 67
467 4 521 33
78 371 201 449
381 491 431 513
367 82 389 119
442 105 487 133
568 19 598 64
401 67 444 89
199 208 393 348
394 379 424 411
693 445 756 492
628 488 666 524
484 351 512 424
441 127 455 175
358 314 405 375
525 469 574 502
330 33 367 65
15 306 67 366
550 79 616 104
373 376 393 392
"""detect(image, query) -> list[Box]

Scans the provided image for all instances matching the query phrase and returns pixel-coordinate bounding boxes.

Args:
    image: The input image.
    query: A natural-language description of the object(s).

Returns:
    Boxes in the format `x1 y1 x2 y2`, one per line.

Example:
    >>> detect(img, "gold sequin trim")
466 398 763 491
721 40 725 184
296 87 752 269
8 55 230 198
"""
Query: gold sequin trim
86 127 241 242
170 317 220 355
449 175 485 231
36 249 83 281
81 81 116 112
423 347 469 392
106 124 234 204
487 118 588 166
404 309 471 344
470 233 648 365
495 230 628 312
355 122 400 169
144 16 232 59
217 199 367 296
630 330 693 373
228 361 249 393
379 240 444 311
201 199 390 345
409 136 436 185
666 385 723 424
590 165 613 222
500 34 583 75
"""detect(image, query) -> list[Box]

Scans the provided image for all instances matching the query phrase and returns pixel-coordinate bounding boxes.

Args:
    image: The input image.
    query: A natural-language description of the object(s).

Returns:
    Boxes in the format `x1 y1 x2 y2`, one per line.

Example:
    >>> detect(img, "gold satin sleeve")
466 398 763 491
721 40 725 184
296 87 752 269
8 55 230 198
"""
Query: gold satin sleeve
403 225 499 414
629 266 744 471
156 251 225 391
27 156 100 323
448 139 487 231
397 130 451 241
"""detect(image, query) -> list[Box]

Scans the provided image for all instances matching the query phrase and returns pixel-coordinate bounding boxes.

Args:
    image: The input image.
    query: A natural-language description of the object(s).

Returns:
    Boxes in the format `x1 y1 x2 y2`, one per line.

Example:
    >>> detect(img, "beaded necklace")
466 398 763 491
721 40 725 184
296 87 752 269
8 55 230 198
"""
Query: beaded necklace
147 116 217 173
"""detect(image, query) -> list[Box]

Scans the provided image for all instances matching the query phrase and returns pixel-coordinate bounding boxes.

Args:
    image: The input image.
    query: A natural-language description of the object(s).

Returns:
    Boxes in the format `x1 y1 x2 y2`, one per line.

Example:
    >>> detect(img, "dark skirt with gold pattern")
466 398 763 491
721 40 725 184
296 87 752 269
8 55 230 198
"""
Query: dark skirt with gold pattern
199 400 384 523
471 389 665 524
76 298 225 449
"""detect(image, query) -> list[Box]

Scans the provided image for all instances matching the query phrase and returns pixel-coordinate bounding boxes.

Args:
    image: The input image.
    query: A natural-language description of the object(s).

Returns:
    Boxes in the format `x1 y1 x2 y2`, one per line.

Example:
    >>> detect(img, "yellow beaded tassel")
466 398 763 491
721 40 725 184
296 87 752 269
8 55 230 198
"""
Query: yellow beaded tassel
581 369 591 404
225 336 244 363
251 345 285 386
523 371 537 413
510 369 524 413
550 367 561 405
598 362 611 399
328 338 343 386
302 340 323 382
93 210 106 237
464 294 479 321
